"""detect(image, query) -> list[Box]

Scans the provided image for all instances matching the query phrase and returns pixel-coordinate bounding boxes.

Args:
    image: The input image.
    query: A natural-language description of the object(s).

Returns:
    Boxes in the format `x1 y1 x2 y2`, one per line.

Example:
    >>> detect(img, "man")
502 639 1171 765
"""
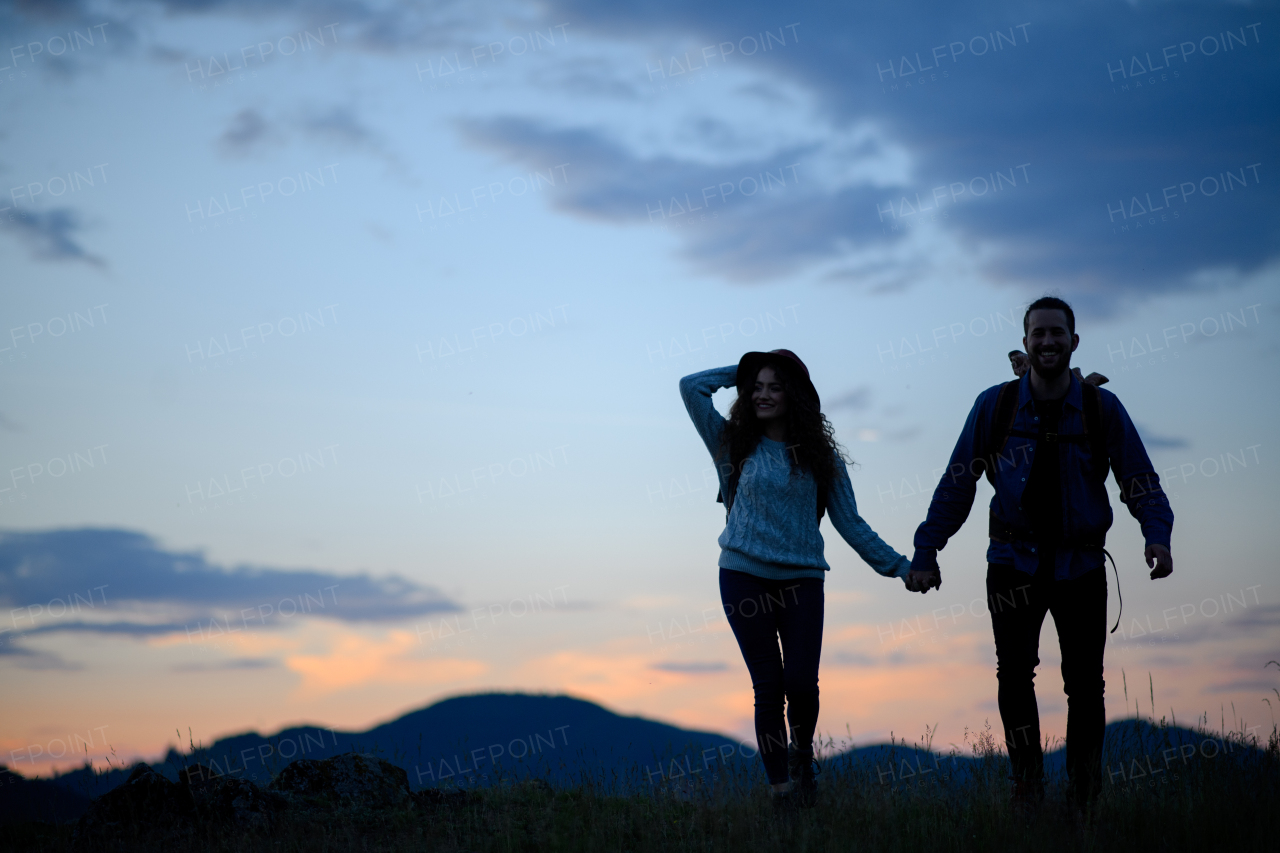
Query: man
905 296 1174 812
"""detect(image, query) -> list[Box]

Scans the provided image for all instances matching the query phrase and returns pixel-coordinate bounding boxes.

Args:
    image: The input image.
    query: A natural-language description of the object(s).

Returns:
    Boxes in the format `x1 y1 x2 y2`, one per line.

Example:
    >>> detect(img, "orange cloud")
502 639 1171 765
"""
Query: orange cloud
286 629 488 695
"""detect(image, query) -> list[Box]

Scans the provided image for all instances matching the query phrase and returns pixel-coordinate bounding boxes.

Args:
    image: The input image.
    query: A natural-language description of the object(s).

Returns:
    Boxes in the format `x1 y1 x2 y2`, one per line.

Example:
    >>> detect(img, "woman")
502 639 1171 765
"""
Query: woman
679 349 911 810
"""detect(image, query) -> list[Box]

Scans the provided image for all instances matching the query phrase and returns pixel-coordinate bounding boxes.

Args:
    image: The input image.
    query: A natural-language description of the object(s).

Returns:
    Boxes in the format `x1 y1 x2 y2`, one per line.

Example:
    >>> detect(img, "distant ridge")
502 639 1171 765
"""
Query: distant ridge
822 716 1265 788
1 693 1265 823
2 692 750 817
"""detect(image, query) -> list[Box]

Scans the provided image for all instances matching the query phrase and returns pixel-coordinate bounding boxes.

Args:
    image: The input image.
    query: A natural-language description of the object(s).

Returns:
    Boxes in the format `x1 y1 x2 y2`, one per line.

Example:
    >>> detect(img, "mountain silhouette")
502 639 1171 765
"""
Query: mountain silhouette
1 692 750 821
0 693 1263 824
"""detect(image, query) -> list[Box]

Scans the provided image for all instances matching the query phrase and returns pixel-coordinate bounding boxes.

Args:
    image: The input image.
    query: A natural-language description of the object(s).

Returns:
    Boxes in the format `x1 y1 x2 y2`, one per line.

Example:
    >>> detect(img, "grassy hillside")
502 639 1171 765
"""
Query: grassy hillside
2 709 1275 852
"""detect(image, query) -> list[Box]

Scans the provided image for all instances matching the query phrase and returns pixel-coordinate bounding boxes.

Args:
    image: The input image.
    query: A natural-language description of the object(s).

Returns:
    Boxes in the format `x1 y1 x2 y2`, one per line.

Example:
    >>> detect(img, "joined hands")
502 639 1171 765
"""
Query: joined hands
904 568 941 593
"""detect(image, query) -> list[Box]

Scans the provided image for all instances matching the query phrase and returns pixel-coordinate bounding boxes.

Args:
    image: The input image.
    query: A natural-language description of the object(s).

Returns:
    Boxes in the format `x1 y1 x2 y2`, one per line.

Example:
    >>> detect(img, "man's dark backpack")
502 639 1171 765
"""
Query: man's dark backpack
981 380 1110 547
984 380 1109 481
981 379 1130 632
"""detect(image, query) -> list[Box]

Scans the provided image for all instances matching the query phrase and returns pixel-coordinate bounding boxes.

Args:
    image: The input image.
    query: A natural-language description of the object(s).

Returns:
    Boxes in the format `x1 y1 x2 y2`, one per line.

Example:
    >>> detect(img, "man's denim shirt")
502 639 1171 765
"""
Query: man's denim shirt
912 373 1174 579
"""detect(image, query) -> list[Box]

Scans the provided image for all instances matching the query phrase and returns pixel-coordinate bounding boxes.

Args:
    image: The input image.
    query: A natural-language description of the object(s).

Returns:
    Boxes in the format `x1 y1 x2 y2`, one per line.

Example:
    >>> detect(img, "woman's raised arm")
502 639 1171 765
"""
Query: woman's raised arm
678 365 738 459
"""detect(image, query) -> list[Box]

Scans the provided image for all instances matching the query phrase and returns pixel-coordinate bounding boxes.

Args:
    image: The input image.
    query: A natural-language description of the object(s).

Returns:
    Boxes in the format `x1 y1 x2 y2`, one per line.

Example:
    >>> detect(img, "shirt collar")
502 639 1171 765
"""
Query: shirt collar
1016 370 1083 410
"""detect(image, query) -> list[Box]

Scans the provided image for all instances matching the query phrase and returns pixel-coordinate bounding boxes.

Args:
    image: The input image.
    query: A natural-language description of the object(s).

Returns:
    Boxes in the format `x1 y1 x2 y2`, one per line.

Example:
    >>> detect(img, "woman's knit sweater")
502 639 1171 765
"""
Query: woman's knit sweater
680 365 910 581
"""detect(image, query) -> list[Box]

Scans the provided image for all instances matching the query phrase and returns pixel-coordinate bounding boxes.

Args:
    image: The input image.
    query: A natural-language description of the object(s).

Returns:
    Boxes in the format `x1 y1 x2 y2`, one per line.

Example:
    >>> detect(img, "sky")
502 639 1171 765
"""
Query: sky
1 0 1277 778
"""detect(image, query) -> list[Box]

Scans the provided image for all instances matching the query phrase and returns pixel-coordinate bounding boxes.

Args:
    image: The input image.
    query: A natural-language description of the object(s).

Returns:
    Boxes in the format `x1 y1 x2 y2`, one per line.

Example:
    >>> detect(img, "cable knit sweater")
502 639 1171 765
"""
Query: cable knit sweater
679 365 911 582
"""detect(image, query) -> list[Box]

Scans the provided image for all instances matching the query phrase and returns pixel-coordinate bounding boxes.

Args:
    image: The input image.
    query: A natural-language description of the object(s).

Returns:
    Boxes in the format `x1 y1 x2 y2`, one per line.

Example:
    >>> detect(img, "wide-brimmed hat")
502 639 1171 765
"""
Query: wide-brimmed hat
736 349 819 407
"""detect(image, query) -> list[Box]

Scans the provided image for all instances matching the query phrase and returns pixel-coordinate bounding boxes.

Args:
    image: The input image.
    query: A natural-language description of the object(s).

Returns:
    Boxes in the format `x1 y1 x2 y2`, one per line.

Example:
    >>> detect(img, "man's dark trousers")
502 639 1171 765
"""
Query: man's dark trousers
986 551 1108 805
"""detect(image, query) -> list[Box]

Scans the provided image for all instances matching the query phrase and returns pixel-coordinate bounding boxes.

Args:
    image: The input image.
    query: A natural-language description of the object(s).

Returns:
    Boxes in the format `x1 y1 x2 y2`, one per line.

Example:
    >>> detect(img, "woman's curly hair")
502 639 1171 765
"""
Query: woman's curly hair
718 356 849 511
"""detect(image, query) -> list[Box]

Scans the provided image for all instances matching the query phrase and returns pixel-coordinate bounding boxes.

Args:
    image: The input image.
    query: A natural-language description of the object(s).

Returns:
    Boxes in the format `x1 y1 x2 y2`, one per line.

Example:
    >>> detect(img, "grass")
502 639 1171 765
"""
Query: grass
4 711 1276 853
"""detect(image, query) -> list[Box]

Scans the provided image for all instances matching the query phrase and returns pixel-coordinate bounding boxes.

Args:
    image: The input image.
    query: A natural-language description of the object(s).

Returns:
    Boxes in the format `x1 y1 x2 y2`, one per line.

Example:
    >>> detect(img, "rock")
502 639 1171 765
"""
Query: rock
270 753 410 810
177 763 220 796
73 763 193 844
179 764 287 827
201 777 288 827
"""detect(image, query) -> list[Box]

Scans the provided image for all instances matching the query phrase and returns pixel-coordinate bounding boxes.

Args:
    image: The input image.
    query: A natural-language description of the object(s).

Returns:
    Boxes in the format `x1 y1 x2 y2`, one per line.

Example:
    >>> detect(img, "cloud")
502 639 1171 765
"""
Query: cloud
1 0 511 64
483 0 1280 305
1204 679 1276 695
827 386 872 411
8 0 86 21
298 104 410 176
0 528 461 638
528 58 641 99
285 629 486 694
171 657 278 673
17 621 187 637
0 643 82 671
18 1 1270 303
300 105 373 147
1116 602 1277 647
831 651 874 666
650 661 728 673
519 646 711 704
846 423 923 443
1137 424 1190 450
218 108 275 156
0 6 135 76
209 102 409 175
830 649 909 668
460 116 845 281
0 207 104 267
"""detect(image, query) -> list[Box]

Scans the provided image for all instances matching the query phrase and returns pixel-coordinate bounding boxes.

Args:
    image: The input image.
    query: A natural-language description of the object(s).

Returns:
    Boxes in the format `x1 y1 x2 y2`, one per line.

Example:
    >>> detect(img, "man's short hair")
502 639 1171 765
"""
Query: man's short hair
1023 296 1075 334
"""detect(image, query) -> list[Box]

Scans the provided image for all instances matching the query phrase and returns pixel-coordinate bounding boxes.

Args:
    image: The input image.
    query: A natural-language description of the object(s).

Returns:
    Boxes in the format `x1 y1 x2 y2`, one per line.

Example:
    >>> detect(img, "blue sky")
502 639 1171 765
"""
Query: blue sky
1 0 1277 774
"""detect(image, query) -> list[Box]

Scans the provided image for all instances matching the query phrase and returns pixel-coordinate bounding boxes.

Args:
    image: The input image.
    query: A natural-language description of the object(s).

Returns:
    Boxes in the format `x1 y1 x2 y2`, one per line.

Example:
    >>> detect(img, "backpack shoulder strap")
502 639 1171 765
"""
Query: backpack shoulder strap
983 381 1021 484
1080 383 1110 475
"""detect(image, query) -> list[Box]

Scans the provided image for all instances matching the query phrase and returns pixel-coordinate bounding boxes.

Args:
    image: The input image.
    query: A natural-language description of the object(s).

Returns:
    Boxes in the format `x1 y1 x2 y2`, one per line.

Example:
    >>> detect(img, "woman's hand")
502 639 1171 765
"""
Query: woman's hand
906 549 941 593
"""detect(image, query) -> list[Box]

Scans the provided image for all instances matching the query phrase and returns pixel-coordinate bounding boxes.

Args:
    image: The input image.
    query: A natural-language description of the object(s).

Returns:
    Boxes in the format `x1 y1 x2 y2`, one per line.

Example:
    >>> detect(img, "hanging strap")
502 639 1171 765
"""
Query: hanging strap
989 514 1122 633
1102 548 1122 634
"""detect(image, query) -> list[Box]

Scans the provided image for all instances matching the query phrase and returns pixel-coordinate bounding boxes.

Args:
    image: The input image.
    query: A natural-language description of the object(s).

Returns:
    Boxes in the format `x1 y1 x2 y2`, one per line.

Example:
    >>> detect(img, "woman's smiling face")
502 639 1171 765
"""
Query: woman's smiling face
751 366 788 423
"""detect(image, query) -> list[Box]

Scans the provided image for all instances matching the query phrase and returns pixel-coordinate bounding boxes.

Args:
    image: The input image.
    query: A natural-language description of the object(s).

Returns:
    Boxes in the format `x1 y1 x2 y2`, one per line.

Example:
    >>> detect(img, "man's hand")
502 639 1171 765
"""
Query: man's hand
905 569 941 593
1070 366 1110 386
1145 544 1173 579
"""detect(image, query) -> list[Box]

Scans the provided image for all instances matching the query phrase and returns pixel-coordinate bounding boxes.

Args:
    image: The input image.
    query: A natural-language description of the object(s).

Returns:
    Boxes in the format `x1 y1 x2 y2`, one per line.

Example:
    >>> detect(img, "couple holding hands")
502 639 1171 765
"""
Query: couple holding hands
678 296 1174 813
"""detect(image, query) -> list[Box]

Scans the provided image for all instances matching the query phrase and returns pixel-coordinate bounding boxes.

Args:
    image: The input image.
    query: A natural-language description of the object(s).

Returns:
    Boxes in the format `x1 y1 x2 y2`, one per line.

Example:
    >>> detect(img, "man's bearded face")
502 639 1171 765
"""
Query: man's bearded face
1023 309 1076 381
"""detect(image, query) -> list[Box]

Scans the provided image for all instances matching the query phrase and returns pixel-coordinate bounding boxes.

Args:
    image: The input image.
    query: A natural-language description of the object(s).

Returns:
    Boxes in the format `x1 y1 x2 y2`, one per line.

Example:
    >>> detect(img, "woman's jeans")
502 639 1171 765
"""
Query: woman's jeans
719 568 824 785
